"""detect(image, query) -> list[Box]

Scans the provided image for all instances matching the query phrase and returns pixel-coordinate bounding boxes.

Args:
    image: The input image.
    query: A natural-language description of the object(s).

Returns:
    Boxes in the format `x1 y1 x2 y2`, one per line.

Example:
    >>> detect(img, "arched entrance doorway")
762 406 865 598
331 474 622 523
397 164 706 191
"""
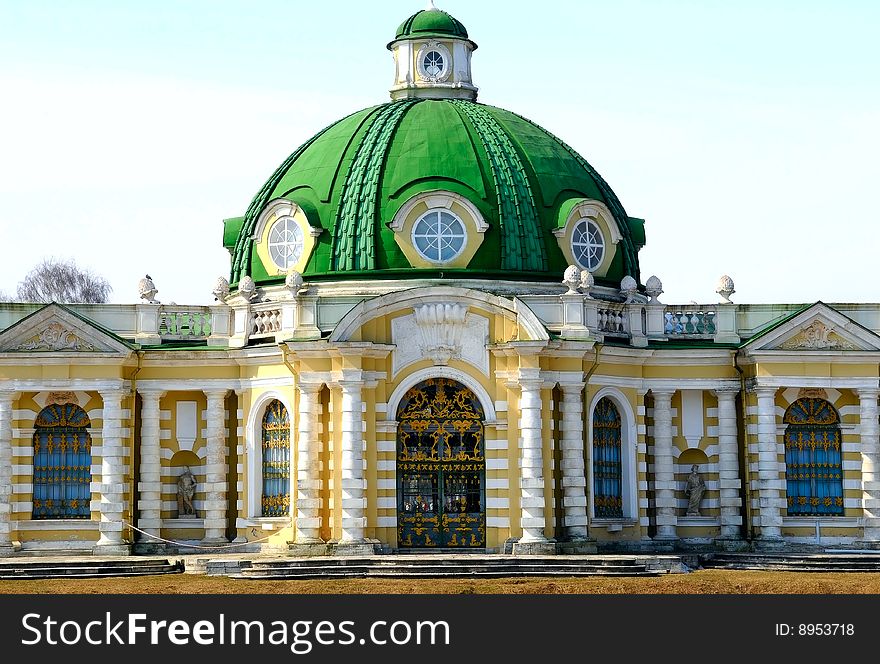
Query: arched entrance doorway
396 378 486 548
32 403 92 519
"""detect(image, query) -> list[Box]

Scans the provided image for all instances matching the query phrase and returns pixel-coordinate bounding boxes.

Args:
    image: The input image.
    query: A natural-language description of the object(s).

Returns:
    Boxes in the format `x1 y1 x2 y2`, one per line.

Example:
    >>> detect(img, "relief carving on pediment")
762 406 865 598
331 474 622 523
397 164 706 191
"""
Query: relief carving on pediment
778 320 858 351
11 322 97 352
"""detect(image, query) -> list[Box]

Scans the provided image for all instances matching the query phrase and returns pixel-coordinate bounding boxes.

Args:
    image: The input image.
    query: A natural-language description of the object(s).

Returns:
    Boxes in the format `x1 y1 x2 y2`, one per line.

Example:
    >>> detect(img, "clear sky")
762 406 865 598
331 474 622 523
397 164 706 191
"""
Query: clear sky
0 0 877 305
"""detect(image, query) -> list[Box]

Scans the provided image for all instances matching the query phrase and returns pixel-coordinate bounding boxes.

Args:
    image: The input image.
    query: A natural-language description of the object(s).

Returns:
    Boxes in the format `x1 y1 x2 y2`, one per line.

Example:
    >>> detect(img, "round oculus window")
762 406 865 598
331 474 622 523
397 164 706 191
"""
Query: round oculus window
268 216 304 270
412 210 467 263
422 50 445 79
571 219 605 271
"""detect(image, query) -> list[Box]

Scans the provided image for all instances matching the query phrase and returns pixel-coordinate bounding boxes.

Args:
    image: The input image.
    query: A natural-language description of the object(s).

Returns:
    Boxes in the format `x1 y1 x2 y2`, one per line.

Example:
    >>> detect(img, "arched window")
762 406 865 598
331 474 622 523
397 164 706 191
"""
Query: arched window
784 398 843 516
261 400 290 516
593 397 623 518
32 403 91 519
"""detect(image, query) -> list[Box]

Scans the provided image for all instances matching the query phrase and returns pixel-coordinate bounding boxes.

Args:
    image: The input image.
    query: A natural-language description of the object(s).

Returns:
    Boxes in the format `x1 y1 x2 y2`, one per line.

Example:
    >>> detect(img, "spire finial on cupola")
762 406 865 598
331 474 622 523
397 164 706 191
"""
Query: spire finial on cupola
388 5 479 101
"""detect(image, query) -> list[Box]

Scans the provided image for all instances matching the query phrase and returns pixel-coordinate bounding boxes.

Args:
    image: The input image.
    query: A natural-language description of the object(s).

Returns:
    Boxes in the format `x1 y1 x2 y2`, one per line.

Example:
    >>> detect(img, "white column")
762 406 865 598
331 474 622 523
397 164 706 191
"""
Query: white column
858 388 880 542
202 389 229 544
339 381 365 543
651 389 677 541
0 390 18 551
518 374 547 543
713 387 742 539
755 386 782 541
295 383 323 543
95 389 129 553
137 389 164 543
559 382 588 540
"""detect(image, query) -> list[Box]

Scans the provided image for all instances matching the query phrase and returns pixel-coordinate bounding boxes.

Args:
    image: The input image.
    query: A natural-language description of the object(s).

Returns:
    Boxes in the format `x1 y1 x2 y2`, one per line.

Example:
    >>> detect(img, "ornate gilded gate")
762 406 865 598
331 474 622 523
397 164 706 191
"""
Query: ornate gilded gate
397 378 486 548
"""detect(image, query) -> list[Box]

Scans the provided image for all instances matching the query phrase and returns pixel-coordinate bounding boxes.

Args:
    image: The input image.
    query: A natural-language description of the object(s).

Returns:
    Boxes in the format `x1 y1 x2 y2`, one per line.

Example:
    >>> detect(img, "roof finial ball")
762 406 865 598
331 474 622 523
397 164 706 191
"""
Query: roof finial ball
645 275 663 304
716 275 736 304
563 265 581 294
620 276 639 304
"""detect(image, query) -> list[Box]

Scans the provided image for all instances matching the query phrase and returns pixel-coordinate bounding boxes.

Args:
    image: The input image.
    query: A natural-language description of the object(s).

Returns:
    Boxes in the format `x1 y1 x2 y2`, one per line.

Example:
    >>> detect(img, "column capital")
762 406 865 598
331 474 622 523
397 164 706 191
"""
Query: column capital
857 387 880 400
712 386 740 399
203 388 230 400
0 390 20 403
749 385 778 398
137 387 166 399
650 388 675 399
558 382 586 396
99 388 127 402
297 382 324 395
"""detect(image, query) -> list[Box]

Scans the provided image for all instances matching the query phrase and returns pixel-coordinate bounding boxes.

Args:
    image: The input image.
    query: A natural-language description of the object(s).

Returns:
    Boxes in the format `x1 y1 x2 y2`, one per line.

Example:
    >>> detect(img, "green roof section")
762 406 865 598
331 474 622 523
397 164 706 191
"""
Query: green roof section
332 100 417 271
391 8 472 48
227 99 644 287
451 100 546 271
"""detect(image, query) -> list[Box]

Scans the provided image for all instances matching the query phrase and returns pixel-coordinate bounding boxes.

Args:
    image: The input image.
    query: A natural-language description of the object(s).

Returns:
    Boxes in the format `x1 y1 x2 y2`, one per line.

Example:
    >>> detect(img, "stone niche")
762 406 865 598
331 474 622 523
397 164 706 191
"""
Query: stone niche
169 450 202 522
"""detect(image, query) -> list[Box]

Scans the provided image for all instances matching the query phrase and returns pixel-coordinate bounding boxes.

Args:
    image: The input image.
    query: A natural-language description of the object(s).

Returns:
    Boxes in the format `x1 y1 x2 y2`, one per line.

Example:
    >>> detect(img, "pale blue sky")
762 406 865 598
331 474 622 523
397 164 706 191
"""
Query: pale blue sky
0 1 877 304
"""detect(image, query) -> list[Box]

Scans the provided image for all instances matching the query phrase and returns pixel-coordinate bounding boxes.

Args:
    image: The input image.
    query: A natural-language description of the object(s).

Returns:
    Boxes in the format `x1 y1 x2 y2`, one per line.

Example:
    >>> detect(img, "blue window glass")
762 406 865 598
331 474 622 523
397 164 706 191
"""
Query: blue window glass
32 403 92 519
261 400 290 516
784 398 844 516
593 397 623 518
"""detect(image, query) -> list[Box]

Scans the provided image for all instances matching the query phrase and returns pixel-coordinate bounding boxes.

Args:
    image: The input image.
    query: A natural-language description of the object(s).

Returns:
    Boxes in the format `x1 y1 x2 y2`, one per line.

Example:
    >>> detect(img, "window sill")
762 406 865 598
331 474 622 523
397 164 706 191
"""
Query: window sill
16 519 98 531
236 517 292 530
591 518 638 532
782 517 862 528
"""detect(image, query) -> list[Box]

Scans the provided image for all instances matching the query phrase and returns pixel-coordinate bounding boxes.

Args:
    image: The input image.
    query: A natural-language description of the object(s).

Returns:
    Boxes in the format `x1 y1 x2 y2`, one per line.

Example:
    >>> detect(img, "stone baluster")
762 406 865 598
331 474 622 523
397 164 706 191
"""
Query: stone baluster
202 389 229 544
95 389 130 554
559 382 589 541
0 390 18 554
859 388 880 544
137 389 165 544
339 380 366 545
295 383 323 544
713 387 742 541
651 389 677 542
755 387 782 543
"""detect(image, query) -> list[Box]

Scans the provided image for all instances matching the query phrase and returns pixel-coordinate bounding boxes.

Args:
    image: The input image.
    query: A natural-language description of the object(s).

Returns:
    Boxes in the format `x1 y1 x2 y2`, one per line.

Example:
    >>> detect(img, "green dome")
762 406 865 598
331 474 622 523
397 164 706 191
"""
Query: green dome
227 100 643 287
392 8 470 44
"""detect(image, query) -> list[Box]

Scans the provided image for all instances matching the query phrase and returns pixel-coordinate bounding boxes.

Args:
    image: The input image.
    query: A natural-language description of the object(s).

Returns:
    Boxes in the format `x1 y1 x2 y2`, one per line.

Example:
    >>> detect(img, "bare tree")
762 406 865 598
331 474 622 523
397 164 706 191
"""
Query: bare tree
16 258 112 304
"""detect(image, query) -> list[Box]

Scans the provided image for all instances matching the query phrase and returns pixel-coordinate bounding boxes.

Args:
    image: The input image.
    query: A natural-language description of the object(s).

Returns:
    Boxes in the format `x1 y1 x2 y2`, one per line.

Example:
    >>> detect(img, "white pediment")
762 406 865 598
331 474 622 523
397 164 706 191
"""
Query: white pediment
745 303 880 353
0 304 132 354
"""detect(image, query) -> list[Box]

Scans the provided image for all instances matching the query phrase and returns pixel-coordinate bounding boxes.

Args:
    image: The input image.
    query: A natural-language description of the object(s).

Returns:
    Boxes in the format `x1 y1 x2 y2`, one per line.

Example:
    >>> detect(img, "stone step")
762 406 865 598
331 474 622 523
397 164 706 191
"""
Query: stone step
0 569 182 580
0 558 183 580
0 558 177 569
243 564 652 576
706 564 880 573
708 559 880 568
703 554 880 572
240 569 661 580
248 557 644 569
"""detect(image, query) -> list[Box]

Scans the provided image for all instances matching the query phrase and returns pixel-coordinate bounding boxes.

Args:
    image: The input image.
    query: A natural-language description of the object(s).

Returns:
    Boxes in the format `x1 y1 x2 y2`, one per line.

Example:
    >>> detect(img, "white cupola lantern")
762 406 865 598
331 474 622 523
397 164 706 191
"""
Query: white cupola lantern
388 2 479 101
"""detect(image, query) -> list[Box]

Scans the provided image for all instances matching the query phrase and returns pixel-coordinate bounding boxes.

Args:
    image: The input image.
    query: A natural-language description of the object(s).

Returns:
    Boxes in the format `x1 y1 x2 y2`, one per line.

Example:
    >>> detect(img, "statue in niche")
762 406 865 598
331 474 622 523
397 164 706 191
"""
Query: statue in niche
684 464 706 516
177 466 197 517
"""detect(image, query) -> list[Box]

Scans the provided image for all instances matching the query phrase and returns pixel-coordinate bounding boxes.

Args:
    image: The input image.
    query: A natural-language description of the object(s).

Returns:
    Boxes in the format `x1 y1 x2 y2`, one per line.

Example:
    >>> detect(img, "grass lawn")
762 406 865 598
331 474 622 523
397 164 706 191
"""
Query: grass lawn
3 570 880 594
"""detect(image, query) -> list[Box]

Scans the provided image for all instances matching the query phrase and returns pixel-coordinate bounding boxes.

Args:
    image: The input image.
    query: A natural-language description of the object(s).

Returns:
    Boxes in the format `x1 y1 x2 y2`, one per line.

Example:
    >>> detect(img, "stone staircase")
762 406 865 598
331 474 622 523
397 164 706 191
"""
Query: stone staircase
0 558 184 580
702 553 880 573
236 555 670 580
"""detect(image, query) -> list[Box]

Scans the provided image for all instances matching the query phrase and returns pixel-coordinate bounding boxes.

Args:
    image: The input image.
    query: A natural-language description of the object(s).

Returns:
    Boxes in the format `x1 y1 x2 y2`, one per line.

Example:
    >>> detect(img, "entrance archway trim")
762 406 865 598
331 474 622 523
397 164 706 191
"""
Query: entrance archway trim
386 366 496 425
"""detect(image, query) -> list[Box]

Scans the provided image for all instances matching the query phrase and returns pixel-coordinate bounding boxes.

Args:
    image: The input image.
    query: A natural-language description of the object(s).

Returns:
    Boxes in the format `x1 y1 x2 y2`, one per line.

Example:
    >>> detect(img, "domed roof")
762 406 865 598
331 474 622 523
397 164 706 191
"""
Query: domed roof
392 8 470 44
227 99 643 288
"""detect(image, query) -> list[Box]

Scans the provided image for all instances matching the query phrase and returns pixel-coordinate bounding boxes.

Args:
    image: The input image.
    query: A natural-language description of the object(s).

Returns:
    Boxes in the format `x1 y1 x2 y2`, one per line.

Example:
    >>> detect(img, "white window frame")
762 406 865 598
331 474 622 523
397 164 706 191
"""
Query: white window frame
411 208 468 264
246 391 294 520
587 387 638 522
571 217 605 271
